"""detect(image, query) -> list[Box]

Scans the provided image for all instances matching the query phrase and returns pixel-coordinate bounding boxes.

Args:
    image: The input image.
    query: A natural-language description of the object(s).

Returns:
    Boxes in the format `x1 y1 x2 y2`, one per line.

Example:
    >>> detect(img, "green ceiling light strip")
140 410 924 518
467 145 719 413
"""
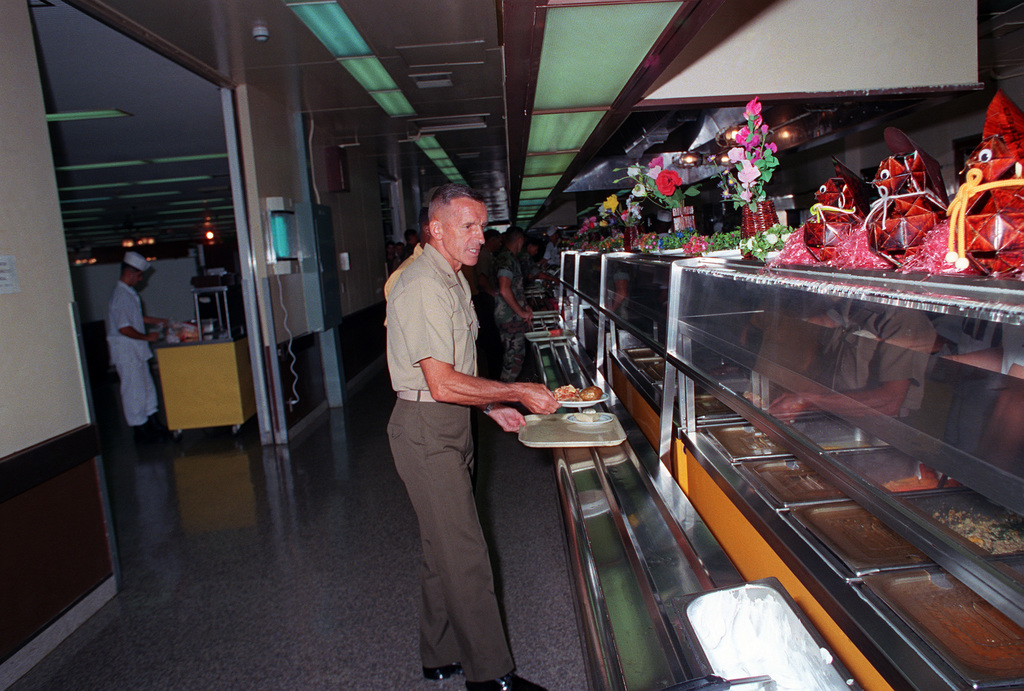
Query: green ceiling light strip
340 56 398 91
527 111 605 153
285 1 371 57
521 175 561 190
523 153 576 176
368 90 416 117
46 109 131 122
519 188 551 200
119 191 181 200
59 182 130 192
534 2 681 111
60 196 111 204
415 136 465 184
57 160 147 172
137 175 212 185
150 153 228 164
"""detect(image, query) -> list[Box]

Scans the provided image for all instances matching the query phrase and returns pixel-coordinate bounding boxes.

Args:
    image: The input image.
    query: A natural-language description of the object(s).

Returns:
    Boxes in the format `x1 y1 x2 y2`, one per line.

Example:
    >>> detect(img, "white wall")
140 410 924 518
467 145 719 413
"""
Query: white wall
646 0 977 103
0 0 90 455
70 256 200 324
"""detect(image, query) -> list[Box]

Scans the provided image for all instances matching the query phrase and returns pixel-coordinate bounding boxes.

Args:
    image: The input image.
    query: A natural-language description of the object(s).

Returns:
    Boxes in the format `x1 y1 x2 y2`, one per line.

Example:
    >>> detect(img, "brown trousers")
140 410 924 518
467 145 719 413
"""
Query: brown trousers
387 398 513 681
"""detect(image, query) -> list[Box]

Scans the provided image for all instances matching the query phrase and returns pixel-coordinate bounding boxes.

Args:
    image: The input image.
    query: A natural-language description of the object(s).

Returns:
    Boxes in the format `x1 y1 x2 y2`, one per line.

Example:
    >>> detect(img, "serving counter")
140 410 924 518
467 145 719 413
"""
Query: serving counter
559 250 1024 690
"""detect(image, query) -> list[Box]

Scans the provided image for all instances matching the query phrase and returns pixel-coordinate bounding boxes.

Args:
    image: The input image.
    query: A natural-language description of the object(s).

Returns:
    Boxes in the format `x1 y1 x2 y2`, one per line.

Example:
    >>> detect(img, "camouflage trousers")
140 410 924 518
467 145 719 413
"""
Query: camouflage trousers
497 318 528 383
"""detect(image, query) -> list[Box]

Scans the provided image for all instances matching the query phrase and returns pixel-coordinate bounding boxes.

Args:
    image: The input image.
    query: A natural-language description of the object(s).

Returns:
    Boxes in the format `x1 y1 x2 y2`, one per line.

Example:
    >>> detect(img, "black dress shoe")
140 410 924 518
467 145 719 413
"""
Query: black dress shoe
465 673 547 691
423 662 463 680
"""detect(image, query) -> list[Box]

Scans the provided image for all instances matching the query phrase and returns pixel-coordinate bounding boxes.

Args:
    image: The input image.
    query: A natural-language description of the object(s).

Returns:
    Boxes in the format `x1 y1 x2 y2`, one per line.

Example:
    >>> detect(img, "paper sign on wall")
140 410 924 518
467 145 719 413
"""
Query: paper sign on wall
0 255 21 294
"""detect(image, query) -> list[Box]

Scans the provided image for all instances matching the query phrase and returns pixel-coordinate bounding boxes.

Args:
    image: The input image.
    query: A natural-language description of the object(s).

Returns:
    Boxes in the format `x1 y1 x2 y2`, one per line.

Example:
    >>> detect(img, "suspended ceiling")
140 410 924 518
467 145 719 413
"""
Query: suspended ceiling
31 0 1022 252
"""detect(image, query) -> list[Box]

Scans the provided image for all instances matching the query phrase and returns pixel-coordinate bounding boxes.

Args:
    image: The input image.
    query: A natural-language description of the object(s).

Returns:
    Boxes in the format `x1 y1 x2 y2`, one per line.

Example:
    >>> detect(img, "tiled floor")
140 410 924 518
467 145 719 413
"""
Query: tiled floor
10 370 587 690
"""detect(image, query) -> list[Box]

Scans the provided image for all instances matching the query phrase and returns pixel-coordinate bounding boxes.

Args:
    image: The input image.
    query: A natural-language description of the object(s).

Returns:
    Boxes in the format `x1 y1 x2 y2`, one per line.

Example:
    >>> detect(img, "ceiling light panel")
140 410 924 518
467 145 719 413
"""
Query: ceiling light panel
523 153 576 176
368 90 416 117
534 2 681 110
286 1 371 57
340 56 399 91
46 109 131 122
527 111 605 153
521 175 562 190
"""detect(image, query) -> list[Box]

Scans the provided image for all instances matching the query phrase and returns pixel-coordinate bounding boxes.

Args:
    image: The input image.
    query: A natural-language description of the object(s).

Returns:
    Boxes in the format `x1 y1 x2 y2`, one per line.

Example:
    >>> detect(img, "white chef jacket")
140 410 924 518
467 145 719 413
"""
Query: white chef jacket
106 280 152 363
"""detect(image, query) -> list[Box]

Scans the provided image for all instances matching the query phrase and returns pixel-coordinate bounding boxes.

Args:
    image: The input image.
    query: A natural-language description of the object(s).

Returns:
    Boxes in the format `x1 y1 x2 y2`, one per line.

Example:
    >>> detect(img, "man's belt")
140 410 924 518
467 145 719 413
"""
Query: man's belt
396 389 436 403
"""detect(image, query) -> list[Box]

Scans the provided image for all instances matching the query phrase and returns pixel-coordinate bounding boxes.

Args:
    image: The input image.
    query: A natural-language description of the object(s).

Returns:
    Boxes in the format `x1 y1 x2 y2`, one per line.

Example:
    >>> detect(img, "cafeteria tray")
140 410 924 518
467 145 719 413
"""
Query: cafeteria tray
525 328 571 343
706 424 788 460
831 447 959 494
518 413 626 448
906 491 1024 557
744 458 846 505
861 568 1024 686
790 502 931 574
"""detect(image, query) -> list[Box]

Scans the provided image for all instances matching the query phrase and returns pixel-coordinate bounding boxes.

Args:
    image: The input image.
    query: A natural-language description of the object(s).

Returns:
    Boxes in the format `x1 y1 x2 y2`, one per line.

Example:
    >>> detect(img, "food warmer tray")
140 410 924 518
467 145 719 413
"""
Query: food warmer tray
790 501 932 575
861 568 1024 688
741 458 847 506
830 447 959 494
905 491 1024 558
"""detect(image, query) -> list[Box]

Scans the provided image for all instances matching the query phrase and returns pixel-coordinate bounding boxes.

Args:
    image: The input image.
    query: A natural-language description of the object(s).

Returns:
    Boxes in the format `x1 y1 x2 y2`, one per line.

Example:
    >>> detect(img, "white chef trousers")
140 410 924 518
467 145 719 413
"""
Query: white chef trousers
114 357 158 427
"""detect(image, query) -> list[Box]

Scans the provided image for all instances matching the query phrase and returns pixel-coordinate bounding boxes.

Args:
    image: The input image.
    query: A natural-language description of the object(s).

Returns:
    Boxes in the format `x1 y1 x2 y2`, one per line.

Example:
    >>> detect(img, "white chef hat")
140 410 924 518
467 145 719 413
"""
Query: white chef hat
123 251 149 271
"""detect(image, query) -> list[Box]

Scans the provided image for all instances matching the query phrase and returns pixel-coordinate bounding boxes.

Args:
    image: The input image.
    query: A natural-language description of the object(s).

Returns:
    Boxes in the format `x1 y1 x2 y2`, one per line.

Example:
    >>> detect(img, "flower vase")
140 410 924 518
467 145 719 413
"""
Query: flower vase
623 226 639 252
741 199 778 259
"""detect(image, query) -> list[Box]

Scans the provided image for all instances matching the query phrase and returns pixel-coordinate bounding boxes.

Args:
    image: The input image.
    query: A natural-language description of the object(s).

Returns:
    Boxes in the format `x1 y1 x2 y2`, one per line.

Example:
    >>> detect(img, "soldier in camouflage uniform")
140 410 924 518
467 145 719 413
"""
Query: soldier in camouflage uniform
493 227 533 382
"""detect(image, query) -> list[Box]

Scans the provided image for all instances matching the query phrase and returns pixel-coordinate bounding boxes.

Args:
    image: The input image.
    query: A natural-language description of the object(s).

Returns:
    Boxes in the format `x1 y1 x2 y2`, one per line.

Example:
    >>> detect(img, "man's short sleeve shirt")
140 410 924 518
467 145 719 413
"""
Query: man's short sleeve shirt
386 244 479 391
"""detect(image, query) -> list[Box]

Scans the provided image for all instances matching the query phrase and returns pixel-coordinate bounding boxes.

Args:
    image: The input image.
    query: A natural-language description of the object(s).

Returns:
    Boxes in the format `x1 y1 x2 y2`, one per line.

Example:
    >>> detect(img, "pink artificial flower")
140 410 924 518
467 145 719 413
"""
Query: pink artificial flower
768 142 778 154
740 188 753 202
736 126 750 145
745 97 762 117
737 159 761 184
727 146 746 163
760 124 769 134
649 155 664 169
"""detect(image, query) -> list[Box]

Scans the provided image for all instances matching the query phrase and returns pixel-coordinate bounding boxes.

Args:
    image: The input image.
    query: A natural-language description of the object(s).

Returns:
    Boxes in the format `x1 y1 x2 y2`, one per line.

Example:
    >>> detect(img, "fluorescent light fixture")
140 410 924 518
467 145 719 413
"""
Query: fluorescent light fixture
150 153 228 164
340 56 399 92
137 175 212 185
416 135 442 150
60 207 103 215
61 216 101 223
59 182 131 192
119 191 181 200
46 109 131 122
57 160 147 172
168 197 227 206
521 175 561 190
369 90 416 117
527 111 605 153
286 1 371 57
523 153 575 176
519 189 551 200
60 196 111 204
534 3 681 110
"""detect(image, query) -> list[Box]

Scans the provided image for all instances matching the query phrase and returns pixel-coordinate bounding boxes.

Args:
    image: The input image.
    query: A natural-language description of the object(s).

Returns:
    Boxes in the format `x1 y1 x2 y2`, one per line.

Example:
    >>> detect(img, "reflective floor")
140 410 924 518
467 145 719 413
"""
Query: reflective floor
11 369 586 690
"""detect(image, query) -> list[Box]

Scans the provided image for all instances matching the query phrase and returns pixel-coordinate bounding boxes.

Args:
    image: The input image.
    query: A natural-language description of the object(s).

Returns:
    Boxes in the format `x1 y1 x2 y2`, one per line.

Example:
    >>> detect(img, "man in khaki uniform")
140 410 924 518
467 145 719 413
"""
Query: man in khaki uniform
386 183 557 691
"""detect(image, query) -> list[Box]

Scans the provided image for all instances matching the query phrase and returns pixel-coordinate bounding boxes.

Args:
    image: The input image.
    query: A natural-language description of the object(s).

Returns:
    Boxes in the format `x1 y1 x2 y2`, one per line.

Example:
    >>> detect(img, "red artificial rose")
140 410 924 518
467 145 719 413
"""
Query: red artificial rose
656 170 682 196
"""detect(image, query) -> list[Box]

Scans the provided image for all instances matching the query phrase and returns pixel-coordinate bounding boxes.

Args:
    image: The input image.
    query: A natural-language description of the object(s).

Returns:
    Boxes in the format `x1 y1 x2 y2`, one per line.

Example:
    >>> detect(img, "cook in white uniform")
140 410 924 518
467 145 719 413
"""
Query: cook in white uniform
106 251 168 442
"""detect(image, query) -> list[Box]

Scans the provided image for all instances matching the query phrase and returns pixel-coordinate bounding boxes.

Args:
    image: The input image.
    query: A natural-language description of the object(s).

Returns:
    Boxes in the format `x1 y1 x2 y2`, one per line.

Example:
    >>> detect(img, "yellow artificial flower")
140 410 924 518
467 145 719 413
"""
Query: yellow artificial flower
602 194 619 213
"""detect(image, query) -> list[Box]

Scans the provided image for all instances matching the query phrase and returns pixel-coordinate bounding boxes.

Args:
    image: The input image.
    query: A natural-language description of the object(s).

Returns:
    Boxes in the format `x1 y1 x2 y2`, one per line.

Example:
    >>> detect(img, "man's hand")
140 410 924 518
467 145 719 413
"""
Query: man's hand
515 382 559 415
486 405 527 432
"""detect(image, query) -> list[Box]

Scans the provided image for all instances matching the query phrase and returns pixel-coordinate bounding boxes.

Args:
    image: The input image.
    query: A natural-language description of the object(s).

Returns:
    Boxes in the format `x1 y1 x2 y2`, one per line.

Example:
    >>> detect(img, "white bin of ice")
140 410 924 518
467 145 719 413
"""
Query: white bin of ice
684 579 857 691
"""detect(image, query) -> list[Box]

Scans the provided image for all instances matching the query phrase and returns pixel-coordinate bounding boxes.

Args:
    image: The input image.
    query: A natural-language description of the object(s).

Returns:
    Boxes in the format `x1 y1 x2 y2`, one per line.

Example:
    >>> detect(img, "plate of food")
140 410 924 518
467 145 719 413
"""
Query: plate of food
553 384 608 407
566 412 614 426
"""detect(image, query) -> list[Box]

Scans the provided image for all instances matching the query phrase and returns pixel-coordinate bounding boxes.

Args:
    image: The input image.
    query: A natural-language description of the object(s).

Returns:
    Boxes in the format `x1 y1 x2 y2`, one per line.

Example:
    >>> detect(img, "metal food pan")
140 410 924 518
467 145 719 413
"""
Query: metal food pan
861 568 1024 687
790 502 931 575
831 447 958 494
706 424 788 461
744 458 846 505
787 416 885 452
906 491 1024 557
675 578 859 690
624 346 656 360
